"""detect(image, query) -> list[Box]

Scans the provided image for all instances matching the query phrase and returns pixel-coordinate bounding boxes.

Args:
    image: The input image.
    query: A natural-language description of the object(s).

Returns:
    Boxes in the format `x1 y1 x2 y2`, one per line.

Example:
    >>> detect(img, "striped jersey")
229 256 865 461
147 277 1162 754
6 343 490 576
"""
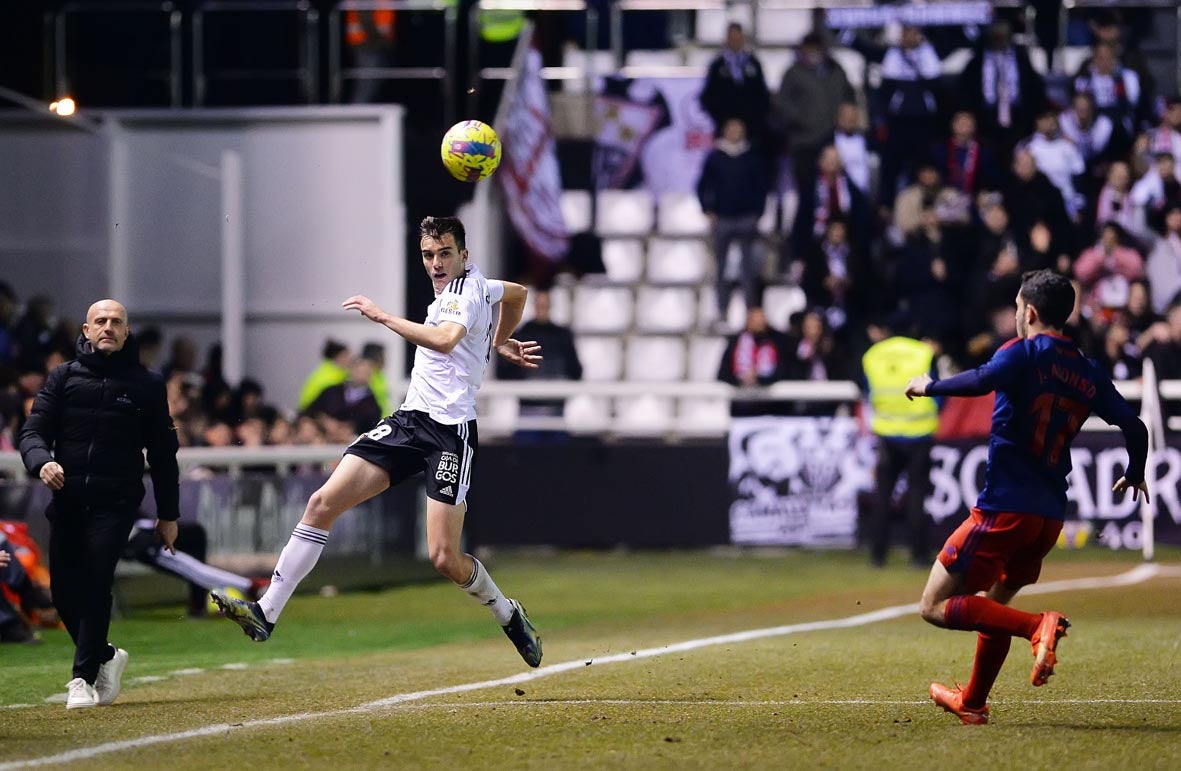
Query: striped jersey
400 263 504 424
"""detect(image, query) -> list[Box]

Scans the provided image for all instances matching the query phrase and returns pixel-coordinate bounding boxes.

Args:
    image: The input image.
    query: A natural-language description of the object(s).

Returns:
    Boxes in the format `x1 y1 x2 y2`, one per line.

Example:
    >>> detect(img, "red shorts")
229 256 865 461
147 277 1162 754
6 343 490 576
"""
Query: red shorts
937 508 1063 594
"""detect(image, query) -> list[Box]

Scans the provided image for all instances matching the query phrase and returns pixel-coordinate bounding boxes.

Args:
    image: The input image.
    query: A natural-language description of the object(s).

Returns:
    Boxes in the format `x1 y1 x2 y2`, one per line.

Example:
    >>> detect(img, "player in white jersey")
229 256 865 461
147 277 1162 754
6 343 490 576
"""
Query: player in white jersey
214 216 544 667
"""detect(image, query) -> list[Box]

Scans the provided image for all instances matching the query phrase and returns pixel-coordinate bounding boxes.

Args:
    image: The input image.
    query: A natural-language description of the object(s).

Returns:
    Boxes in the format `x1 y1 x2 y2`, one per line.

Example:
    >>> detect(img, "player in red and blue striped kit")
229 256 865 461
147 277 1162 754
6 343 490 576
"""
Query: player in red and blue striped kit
903 269 1150 724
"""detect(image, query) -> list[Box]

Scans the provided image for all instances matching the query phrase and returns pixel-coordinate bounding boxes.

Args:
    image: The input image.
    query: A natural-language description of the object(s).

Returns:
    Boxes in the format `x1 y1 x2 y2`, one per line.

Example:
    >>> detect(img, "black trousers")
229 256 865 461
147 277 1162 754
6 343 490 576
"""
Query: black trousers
871 437 933 566
49 503 138 683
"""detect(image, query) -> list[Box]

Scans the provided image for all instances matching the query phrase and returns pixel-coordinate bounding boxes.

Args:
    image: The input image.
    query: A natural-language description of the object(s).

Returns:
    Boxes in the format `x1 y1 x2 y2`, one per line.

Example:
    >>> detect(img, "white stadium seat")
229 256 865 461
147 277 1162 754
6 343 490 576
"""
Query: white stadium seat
625 336 687 381
561 49 616 93
565 394 611 433
560 190 592 234
758 193 778 235
647 237 710 284
635 286 697 333
1061 46 1092 77
687 335 728 381
601 239 646 283
573 285 633 333
754 8 811 46
575 335 624 381
781 190 799 235
614 394 675 436
1028 46 1048 76
678 397 730 436
687 47 718 69
760 49 795 90
625 50 683 68
521 284 572 326
595 189 655 236
830 47 866 90
763 284 807 331
657 192 710 236
478 396 519 437
696 6 753 45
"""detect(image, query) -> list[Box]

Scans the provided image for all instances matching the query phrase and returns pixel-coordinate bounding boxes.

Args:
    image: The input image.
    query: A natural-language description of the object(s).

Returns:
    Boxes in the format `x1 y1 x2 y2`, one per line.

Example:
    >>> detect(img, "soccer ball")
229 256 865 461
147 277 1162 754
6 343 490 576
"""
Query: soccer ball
440 120 501 182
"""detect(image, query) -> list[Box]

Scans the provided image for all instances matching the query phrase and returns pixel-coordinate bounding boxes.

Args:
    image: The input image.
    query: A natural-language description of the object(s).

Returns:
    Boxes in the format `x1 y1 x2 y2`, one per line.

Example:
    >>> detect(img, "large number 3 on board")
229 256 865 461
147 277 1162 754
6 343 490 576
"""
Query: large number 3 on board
1028 393 1088 465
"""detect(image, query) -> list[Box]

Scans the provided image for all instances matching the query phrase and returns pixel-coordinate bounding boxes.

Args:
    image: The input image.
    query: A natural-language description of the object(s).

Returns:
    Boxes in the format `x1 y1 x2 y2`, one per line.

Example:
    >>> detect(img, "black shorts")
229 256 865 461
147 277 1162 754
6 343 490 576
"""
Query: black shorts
344 409 477 506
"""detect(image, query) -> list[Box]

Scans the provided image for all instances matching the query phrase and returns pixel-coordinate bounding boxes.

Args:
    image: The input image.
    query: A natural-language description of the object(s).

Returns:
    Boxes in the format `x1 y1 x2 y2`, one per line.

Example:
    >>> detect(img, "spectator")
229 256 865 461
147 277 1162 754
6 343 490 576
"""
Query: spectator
958 20 1044 153
1143 300 1181 379
162 336 198 381
1093 162 1143 235
1099 318 1143 381
965 304 1019 369
788 308 849 381
832 101 871 196
775 32 855 188
1022 220 1073 275
306 356 381 435
697 117 771 325
496 289 582 426
1074 222 1146 321
971 239 1023 330
297 339 351 412
137 327 164 374
1073 41 1143 139
1146 205 1181 312
932 111 1001 199
1022 110 1086 219
0 282 16 367
294 415 326 445
344 7 396 104
224 379 273 427
1124 278 1160 345
699 23 770 148
1001 147 1077 249
893 161 969 238
792 145 871 263
1130 152 1181 233
800 218 866 335
11 295 55 371
200 343 231 418
895 207 957 345
717 306 792 387
267 416 293 446
361 342 392 418
1136 94 1181 172
973 198 1020 298
878 24 942 206
1059 92 1115 171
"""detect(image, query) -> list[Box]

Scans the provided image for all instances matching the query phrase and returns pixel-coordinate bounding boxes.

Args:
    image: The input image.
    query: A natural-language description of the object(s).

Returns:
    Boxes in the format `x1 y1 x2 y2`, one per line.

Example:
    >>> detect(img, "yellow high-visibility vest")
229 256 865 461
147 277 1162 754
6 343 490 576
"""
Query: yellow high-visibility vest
862 336 939 438
479 9 525 43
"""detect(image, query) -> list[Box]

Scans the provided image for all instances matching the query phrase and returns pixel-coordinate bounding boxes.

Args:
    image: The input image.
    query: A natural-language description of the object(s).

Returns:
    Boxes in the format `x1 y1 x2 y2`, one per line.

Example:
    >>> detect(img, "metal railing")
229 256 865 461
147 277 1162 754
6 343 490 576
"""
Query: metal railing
328 0 458 123
193 1 320 106
51 1 183 107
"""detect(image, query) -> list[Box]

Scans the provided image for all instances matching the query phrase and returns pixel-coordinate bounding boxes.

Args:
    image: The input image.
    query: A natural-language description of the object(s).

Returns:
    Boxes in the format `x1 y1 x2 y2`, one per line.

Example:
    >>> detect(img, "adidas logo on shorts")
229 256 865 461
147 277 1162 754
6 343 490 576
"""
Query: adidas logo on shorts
439 485 454 497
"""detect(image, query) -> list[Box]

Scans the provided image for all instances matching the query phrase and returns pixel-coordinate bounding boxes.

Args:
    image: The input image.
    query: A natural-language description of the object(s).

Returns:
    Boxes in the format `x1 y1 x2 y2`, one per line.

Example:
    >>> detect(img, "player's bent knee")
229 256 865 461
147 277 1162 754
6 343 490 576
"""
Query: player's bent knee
918 598 946 627
428 545 464 580
303 489 341 528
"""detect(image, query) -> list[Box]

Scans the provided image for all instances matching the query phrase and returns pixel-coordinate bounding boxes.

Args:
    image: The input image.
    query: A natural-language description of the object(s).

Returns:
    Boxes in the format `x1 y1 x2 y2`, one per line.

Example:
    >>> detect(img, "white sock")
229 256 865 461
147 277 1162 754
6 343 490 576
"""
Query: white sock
458 556 514 625
256 523 328 623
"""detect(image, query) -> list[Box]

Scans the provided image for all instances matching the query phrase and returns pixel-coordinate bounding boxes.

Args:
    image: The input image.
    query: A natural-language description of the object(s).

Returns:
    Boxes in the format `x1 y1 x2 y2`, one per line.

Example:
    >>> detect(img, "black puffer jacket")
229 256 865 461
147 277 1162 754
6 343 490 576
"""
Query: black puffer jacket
18 334 180 519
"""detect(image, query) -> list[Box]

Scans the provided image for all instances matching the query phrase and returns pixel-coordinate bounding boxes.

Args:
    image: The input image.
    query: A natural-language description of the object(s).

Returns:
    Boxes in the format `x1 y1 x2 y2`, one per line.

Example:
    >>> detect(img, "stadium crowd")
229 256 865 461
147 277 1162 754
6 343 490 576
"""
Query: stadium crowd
699 13 1181 387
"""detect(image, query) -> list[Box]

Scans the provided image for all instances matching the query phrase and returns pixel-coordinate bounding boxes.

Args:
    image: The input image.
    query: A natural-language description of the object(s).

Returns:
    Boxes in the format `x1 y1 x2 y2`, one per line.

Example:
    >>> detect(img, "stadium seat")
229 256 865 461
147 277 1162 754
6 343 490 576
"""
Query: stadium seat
564 394 611 433
687 335 728 381
625 335 687 381
1028 46 1048 76
522 284 573 326
781 189 799 235
678 397 729 436
635 286 697 333
698 287 747 334
614 394 675 436
601 238 646 283
830 47 866 90
656 192 710 236
941 48 974 76
758 193 778 235
560 48 616 93
479 395 519 437
696 6 753 45
763 284 807 330
753 8 811 45
760 48 795 89
595 189 655 236
575 335 624 380
1061 46 1092 77
686 47 718 70
647 237 710 284
560 189 592 234
573 285 633 333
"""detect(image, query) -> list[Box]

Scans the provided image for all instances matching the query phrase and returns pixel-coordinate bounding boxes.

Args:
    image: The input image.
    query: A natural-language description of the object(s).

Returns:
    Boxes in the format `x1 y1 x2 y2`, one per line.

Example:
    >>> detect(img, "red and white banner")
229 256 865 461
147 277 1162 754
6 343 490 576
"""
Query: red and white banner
499 48 570 263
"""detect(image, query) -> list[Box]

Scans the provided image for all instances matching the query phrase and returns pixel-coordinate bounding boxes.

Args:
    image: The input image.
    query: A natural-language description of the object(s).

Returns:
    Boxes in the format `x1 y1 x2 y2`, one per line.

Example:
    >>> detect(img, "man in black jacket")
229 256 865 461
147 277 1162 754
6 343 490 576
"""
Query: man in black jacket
699 23 770 148
19 299 179 710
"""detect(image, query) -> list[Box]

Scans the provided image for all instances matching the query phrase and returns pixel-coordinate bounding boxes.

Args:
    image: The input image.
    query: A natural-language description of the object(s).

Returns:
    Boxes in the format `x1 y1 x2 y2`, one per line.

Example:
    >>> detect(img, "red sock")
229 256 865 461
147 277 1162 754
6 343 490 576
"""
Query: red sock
944 596 1041 639
961 632 1011 709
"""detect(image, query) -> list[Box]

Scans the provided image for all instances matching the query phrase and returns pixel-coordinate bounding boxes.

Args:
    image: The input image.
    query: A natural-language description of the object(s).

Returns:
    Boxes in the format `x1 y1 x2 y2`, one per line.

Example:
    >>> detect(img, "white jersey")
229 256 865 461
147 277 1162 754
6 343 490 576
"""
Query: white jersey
400 264 504 424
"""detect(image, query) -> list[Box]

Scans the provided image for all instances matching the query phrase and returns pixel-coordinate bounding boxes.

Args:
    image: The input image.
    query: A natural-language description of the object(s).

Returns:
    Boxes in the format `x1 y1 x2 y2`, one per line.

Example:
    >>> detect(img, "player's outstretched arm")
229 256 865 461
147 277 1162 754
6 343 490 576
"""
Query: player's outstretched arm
493 282 542 369
342 295 466 353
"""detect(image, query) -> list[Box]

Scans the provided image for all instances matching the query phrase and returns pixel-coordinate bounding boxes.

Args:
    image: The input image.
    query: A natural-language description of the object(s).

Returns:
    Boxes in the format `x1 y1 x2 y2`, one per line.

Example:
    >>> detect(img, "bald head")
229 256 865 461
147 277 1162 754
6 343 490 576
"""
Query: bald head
83 299 130 354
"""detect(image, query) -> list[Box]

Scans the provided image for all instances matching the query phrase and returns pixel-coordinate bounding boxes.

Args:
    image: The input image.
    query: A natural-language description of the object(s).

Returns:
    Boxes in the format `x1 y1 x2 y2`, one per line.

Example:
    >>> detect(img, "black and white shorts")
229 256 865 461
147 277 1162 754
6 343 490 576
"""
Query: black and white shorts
344 409 477 506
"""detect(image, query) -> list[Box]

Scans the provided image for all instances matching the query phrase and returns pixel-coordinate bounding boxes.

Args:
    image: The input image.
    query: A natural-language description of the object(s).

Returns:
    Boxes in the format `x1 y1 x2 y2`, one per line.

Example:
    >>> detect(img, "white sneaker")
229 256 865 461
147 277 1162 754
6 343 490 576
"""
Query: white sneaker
95 647 129 705
65 677 99 710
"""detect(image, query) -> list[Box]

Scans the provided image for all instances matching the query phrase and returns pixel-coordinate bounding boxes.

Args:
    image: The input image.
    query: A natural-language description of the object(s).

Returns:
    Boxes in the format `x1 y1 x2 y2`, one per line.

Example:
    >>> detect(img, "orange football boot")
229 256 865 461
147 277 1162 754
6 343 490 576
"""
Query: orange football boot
929 682 989 725
1030 611 1071 686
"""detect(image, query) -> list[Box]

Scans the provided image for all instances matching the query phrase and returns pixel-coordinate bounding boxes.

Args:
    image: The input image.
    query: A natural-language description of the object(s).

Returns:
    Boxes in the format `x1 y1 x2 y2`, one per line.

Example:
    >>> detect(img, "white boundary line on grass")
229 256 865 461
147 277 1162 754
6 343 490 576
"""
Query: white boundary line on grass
3 563 1177 770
